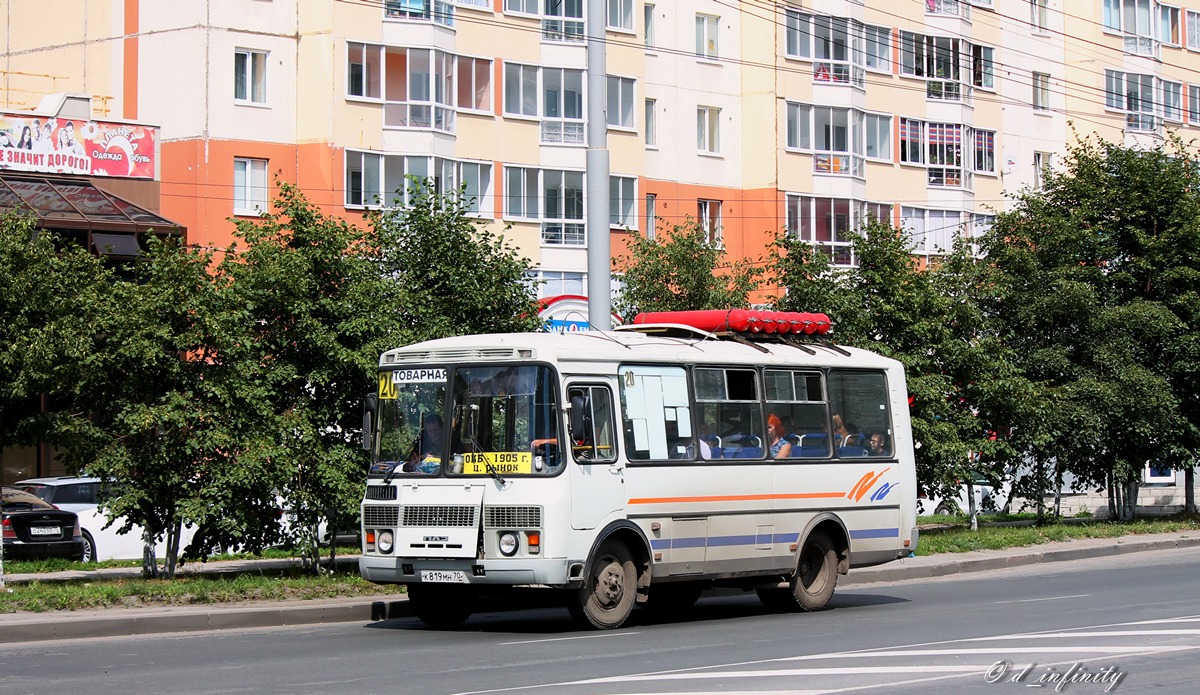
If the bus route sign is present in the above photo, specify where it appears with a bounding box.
[461,452,532,475]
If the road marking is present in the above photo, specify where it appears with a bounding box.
[499,632,639,646]
[994,593,1090,604]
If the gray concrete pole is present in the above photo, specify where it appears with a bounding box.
[586,0,611,327]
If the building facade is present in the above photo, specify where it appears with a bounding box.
[3,0,1199,486]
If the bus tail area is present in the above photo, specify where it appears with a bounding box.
[358,310,918,629]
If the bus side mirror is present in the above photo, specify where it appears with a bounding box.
[568,394,587,442]
[362,393,378,451]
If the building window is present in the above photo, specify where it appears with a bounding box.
[348,43,382,99]
[900,32,965,101]
[504,166,539,219]
[610,176,636,228]
[1033,152,1052,190]
[234,158,268,215]
[900,118,925,165]
[608,0,633,31]
[864,25,891,72]
[927,123,965,187]
[378,47,455,132]
[1188,10,1200,50]
[234,49,267,104]
[697,106,720,153]
[1158,4,1180,45]
[345,151,382,207]
[695,14,719,59]
[972,45,994,90]
[645,192,657,239]
[645,98,657,146]
[606,76,636,129]
[1144,461,1176,484]
[865,113,891,161]
[903,206,964,256]
[542,170,585,245]
[1104,0,1157,55]
[457,161,493,215]
[538,270,586,298]
[698,199,722,244]
[543,0,584,43]
[504,63,539,117]
[1030,0,1048,30]
[974,130,996,174]
[786,196,891,266]
[644,3,655,48]
[1162,80,1183,122]
[505,166,584,244]
[786,103,866,176]
[541,67,585,144]
[927,0,964,16]
[504,0,538,14]
[457,56,492,112]
[1105,70,1157,131]
[386,0,454,25]
[1032,72,1051,111]
[786,12,867,87]
[1188,84,1200,123]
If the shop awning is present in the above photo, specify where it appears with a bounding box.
[0,174,182,256]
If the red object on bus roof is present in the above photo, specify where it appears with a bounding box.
[631,309,831,336]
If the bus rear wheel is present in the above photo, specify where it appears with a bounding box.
[568,541,637,629]
[757,531,838,613]
[407,584,476,629]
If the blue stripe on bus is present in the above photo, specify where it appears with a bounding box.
[648,528,899,551]
[849,527,900,539]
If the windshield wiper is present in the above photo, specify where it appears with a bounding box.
[467,434,506,486]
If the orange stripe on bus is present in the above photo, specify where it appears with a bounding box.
[628,492,845,505]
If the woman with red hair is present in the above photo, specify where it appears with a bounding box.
[767,413,792,459]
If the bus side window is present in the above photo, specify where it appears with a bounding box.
[570,385,617,463]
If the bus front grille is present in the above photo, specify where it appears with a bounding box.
[402,505,476,527]
[364,485,397,500]
[484,506,542,529]
[363,505,400,527]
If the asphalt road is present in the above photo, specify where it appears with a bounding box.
[4,545,1199,694]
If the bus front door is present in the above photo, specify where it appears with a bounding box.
[567,383,624,530]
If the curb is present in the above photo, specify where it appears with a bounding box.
[3,533,1198,644]
[842,534,1200,585]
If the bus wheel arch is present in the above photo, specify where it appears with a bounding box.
[802,515,850,575]
[568,522,651,629]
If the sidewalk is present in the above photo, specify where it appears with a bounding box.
[2,531,1198,645]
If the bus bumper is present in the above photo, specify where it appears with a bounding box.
[359,554,574,587]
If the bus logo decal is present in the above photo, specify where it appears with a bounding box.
[869,482,897,502]
[848,468,891,502]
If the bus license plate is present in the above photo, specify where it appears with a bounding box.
[29,526,59,536]
[420,570,467,584]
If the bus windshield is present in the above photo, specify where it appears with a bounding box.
[374,367,448,477]
[450,365,562,476]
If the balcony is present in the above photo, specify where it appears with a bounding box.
[927,79,966,102]
[541,119,585,145]
[384,102,455,133]
[813,60,864,88]
[541,222,585,245]
[926,0,968,18]
[813,153,864,178]
[385,0,455,27]
[1125,113,1158,132]
[543,19,584,43]
[1123,35,1158,58]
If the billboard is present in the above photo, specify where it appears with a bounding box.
[0,114,157,179]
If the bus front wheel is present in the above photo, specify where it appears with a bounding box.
[568,541,637,629]
[407,584,475,629]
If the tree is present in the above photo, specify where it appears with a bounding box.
[771,224,1013,528]
[612,217,761,319]
[369,179,543,343]
[979,134,1200,520]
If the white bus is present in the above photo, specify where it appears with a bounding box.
[358,310,918,629]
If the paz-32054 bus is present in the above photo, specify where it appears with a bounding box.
[358,310,918,629]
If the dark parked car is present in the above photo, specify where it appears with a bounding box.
[1,486,85,561]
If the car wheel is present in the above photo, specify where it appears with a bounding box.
[81,530,97,563]
[934,504,951,516]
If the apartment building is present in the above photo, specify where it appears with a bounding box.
[1,0,1198,481]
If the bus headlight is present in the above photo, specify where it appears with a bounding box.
[377,530,394,554]
[498,531,519,556]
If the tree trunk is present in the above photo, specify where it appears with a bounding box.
[163,520,182,579]
[142,526,159,578]
[1107,470,1117,519]
[967,480,979,531]
[1186,467,1196,514]
[1120,477,1138,521]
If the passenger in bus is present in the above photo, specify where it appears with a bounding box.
[405,414,443,474]
[867,431,889,456]
[767,414,793,459]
